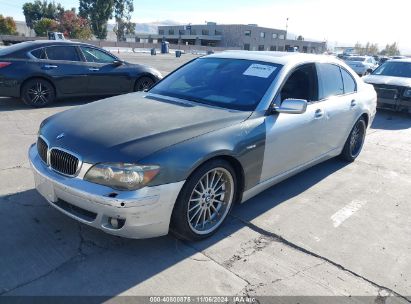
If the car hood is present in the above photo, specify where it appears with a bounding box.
[363,75,411,87]
[40,93,251,163]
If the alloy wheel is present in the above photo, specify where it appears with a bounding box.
[187,167,234,235]
[350,120,365,157]
[135,77,154,91]
[27,82,52,106]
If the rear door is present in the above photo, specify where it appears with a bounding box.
[79,46,133,94]
[38,45,89,95]
[316,63,360,151]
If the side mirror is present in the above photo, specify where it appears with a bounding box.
[112,60,124,66]
[274,98,308,114]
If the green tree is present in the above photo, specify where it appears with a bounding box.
[0,15,17,35]
[380,42,400,56]
[368,43,379,55]
[33,17,58,36]
[113,0,134,41]
[354,42,365,55]
[79,0,114,39]
[22,0,64,29]
[79,0,135,40]
[58,10,92,40]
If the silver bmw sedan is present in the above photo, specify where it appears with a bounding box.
[29,51,377,241]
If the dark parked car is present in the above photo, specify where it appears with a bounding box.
[363,59,411,112]
[0,40,162,107]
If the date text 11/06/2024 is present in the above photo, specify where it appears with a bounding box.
[149,296,256,303]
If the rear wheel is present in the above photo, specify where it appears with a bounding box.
[134,76,154,92]
[340,117,366,161]
[22,78,55,107]
[171,159,237,241]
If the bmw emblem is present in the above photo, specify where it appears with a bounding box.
[56,133,65,140]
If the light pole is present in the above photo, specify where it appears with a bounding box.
[285,17,289,40]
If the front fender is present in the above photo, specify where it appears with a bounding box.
[139,116,267,191]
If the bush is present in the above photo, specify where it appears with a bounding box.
[0,15,17,35]
[34,18,58,36]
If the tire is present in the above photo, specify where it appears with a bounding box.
[340,117,366,162]
[22,78,56,107]
[134,76,154,92]
[170,159,237,241]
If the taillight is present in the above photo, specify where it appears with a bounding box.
[0,62,11,68]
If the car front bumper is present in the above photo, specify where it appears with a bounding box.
[28,144,185,239]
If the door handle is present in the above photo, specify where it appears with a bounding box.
[88,68,100,71]
[42,64,58,69]
[351,100,357,107]
[314,109,324,119]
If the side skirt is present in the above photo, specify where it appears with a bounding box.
[241,148,340,203]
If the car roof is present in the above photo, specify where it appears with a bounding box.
[387,58,411,63]
[24,40,94,47]
[0,40,110,59]
[206,51,342,66]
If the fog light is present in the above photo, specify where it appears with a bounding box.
[110,218,119,228]
[108,217,125,229]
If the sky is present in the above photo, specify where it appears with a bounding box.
[1,0,410,53]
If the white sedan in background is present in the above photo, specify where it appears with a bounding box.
[344,56,379,76]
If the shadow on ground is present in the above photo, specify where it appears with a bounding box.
[371,109,411,130]
[0,157,348,297]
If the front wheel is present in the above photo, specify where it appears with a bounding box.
[340,117,366,161]
[134,76,154,92]
[170,159,237,241]
[22,78,56,107]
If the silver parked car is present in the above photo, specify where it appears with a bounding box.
[344,55,379,76]
[29,52,377,241]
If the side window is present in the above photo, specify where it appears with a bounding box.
[80,47,116,63]
[45,46,81,61]
[31,48,46,59]
[317,63,344,99]
[341,68,357,94]
[279,63,318,103]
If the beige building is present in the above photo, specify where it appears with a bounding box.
[153,23,326,53]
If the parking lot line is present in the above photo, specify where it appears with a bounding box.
[330,200,367,228]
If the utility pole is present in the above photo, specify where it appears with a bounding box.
[285,17,289,40]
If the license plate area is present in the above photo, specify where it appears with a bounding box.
[376,88,397,99]
[34,172,58,203]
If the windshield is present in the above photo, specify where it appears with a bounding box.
[372,61,411,78]
[345,57,366,62]
[150,57,282,111]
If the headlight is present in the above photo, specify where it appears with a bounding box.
[404,89,411,98]
[84,163,160,191]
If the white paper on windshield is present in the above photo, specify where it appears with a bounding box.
[243,64,276,78]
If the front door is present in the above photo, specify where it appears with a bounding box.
[260,63,329,181]
[40,45,89,95]
[79,46,133,94]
